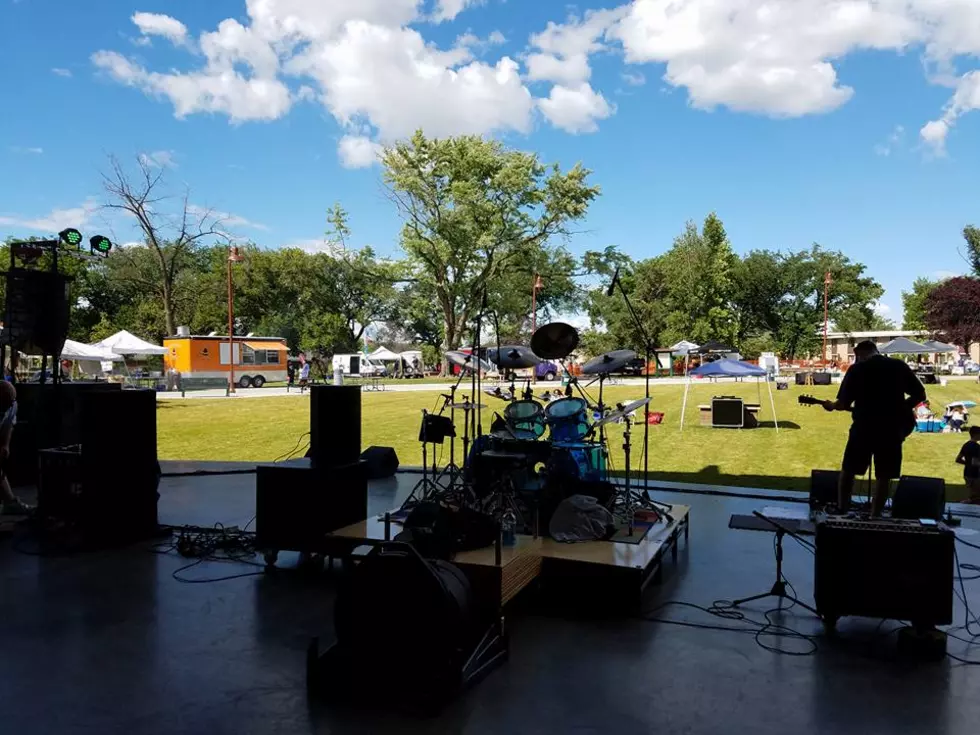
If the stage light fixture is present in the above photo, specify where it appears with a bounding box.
[59,228,83,247]
[90,235,113,255]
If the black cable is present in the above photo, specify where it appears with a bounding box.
[272,432,310,463]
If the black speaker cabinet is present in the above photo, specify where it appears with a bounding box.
[310,386,361,468]
[8,381,122,486]
[810,469,840,510]
[812,372,832,386]
[711,397,744,428]
[5,269,70,355]
[255,459,368,558]
[360,446,399,479]
[893,476,946,521]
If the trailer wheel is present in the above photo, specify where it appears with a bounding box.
[238,375,253,389]
[252,375,266,388]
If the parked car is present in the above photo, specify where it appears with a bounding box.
[616,358,647,376]
[535,361,560,381]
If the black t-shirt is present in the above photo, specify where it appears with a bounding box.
[836,355,926,432]
[961,441,980,479]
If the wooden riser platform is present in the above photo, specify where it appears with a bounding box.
[326,506,690,612]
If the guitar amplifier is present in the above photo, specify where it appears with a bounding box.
[711,397,744,428]
[814,517,954,626]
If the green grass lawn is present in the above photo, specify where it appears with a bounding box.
[157,382,980,500]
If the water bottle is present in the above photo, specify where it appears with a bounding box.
[501,509,517,547]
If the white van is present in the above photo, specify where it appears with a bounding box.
[332,354,387,377]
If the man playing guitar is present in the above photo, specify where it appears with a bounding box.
[815,340,925,516]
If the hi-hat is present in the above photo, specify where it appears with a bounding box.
[487,345,541,370]
[445,351,492,372]
[531,322,579,360]
[592,397,653,428]
[581,349,636,375]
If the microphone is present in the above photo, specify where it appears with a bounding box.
[606,267,619,297]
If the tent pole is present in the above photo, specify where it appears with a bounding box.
[767,377,779,433]
[680,376,690,432]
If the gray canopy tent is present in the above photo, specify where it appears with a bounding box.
[879,337,932,355]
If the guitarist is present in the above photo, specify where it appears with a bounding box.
[818,340,925,516]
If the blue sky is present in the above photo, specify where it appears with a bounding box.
[2,0,979,322]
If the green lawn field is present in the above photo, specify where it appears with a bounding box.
[157,382,980,500]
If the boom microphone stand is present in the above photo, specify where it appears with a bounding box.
[607,269,673,517]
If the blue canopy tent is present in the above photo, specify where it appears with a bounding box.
[681,359,779,432]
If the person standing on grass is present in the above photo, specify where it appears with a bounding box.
[298,353,311,393]
[956,426,980,504]
[0,381,31,515]
[820,340,925,516]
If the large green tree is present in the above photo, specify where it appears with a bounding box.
[381,131,599,358]
[901,277,940,330]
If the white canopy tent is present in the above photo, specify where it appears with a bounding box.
[61,340,123,362]
[92,330,168,356]
[369,346,402,362]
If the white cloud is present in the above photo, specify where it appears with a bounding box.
[538,82,613,133]
[284,238,343,255]
[139,150,176,169]
[873,302,892,316]
[621,71,645,86]
[0,198,98,233]
[488,30,506,45]
[874,124,905,156]
[188,204,269,231]
[432,0,480,23]
[933,269,961,280]
[338,135,383,168]
[10,146,43,154]
[51,67,72,78]
[132,12,189,46]
[90,0,980,153]
[920,70,980,154]
[526,8,627,85]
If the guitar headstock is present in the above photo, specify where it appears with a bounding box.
[798,394,822,407]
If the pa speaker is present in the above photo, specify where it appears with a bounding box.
[893,476,946,521]
[4,269,70,355]
[812,372,832,386]
[711,397,744,428]
[360,446,399,479]
[310,385,361,469]
[810,469,839,509]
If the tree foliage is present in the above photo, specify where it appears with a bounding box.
[381,131,599,355]
[925,277,980,348]
[901,277,940,330]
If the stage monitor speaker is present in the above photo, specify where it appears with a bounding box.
[4,269,70,355]
[893,476,945,521]
[360,446,399,479]
[255,460,367,554]
[309,385,361,469]
[711,397,744,428]
[810,469,840,509]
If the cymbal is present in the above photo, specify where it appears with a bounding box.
[487,345,541,370]
[593,397,652,428]
[531,322,579,360]
[619,397,651,414]
[484,387,514,401]
[445,351,492,371]
[581,349,637,375]
[451,402,485,410]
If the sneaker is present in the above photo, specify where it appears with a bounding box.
[1,498,33,515]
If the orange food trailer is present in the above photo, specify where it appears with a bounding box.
[163,333,288,388]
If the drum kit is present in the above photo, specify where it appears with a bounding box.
[401,322,667,536]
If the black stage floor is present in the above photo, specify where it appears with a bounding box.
[3,462,980,735]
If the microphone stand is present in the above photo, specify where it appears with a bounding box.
[610,273,673,518]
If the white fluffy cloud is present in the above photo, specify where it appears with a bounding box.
[538,83,614,133]
[92,1,980,156]
[338,135,383,168]
[51,67,72,78]
[874,125,905,157]
[132,12,189,46]
[10,146,43,154]
[0,198,98,233]
[139,150,176,168]
[188,204,269,231]
[920,70,980,154]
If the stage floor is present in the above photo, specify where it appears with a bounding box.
[3,464,980,735]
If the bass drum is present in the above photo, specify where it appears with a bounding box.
[504,400,546,439]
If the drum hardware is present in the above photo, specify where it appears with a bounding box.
[402,410,454,510]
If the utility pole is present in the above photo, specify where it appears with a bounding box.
[823,271,832,366]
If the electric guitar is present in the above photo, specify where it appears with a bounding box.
[798,394,917,438]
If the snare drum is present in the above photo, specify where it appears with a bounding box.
[545,396,590,442]
[504,400,546,439]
